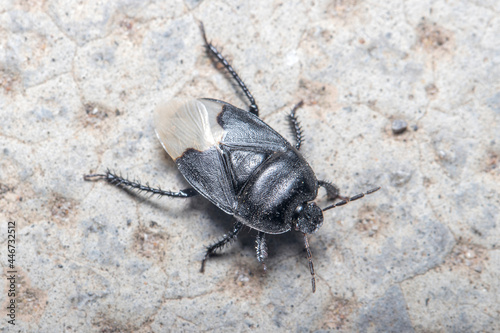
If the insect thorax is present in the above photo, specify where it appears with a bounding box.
[235,149,318,234]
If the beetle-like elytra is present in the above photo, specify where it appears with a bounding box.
[85,23,380,292]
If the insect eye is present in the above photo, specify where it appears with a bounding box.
[295,205,304,214]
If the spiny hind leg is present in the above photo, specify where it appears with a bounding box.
[84,170,198,198]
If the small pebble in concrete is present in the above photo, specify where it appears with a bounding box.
[392,119,408,134]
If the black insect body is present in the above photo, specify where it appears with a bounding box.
[85,23,380,293]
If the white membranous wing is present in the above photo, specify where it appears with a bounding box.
[154,98,225,160]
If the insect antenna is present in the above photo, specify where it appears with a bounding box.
[303,233,316,293]
[322,187,381,212]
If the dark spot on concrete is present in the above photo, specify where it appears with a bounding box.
[425,83,439,98]
[120,20,134,30]
[356,206,385,238]
[51,196,76,225]
[91,314,137,333]
[484,151,498,173]
[319,297,357,330]
[444,241,487,275]
[416,20,453,50]
[0,183,12,196]
[85,102,109,119]
[133,223,168,261]
[0,66,21,94]
[83,102,114,127]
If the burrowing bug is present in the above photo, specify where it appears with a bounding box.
[85,23,379,292]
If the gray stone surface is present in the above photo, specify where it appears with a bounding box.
[1,0,499,332]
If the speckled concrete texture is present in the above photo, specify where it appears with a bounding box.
[1,0,499,332]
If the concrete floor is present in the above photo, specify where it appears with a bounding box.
[1,0,499,331]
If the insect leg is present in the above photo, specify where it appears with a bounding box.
[200,222,243,273]
[199,22,259,116]
[84,170,198,198]
[255,232,268,272]
[288,101,304,150]
[317,180,346,201]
